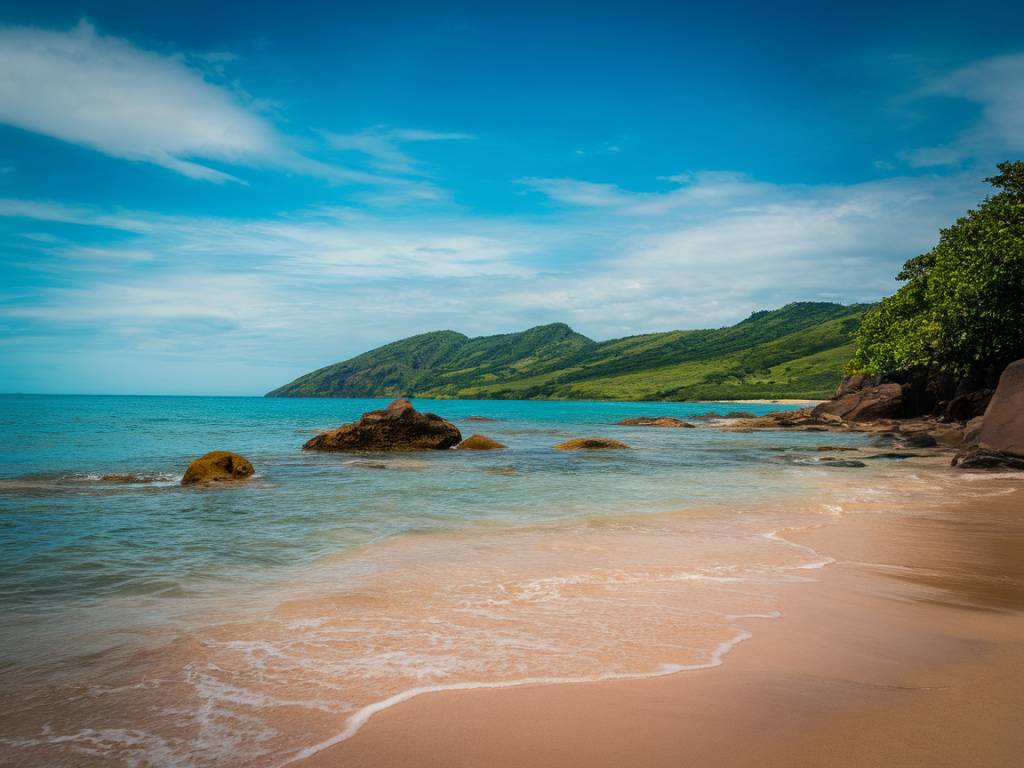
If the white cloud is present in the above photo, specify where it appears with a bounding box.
[906,53,1024,167]
[0,20,384,184]
[324,127,473,176]
[0,168,987,395]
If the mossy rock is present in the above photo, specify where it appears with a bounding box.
[182,451,254,485]
[456,434,507,450]
[554,438,630,450]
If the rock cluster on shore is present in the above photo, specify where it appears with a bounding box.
[305,398,462,452]
[615,416,696,428]
[717,357,1024,471]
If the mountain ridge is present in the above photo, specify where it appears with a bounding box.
[267,302,869,401]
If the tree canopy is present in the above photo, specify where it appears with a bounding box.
[848,161,1024,380]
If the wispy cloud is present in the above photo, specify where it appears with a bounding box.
[0,20,396,186]
[324,127,473,176]
[0,168,986,392]
[906,53,1024,168]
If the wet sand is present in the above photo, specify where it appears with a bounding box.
[296,480,1024,768]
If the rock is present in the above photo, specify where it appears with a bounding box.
[464,416,499,422]
[615,417,696,428]
[304,398,462,452]
[815,446,859,452]
[182,451,254,485]
[833,374,873,398]
[456,434,507,450]
[902,432,938,448]
[865,452,920,460]
[975,359,1024,458]
[930,425,965,447]
[953,447,1024,470]
[813,383,903,422]
[819,459,866,468]
[945,389,993,422]
[963,416,985,447]
[724,411,757,419]
[554,438,630,450]
[818,413,844,425]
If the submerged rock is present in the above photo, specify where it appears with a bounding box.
[554,438,630,450]
[615,416,696,428]
[456,434,507,450]
[464,416,499,422]
[865,452,920,460]
[304,398,462,452]
[181,451,254,485]
[818,459,867,468]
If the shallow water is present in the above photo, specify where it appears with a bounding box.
[0,395,968,767]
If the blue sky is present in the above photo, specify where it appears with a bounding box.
[1,1,1023,394]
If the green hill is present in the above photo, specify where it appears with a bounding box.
[266,302,868,401]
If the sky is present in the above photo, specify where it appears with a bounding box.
[1,1,1023,395]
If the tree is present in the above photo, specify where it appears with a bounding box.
[848,161,1024,381]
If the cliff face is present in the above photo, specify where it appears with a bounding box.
[268,303,869,401]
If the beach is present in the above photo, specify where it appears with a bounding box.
[1,395,1022,767]
[296,477,1024,768]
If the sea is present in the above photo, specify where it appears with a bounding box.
[0,394,968,767]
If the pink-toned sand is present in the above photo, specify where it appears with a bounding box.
[296,486,1024,768]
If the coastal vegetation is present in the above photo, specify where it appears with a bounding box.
[848,162,1024,386]
[268,302,867,401]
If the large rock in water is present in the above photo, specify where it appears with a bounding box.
[304,398,462,452]
[954,359,1024,469]
[182,451,254,485]
[812,382,903,422]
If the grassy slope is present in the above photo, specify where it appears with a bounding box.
[267,302,867,400]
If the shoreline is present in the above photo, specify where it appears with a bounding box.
[295,475,1024,768]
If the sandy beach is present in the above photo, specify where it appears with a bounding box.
[297,476,1024,768]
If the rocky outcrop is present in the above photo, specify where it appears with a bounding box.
[944,389,993,422]
[456,434,506,450]
[812,382,903,422]
[615,417,696,428]
[304,399,461,452]
[953,359,1024,469]
[554,438,630,450]
[182,451,254,485]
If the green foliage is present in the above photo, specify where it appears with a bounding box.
[268,302,868,401]
[848,161,1024,378]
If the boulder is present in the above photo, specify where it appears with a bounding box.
[953,447,1024,470]
[963,416,985,447]
[304,398,462,452]
[812,383,903,422]
[945,389,994,422]
[554,438,630,450]
[953,359,1024,469]
[902,432,938,448]
[464,416,499,423]
[456,434,507,450]
[182,451,254,485]
[615,416,696,428]
[975,360,1024,457]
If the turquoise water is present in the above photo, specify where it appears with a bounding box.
[3,394,892,767]
[0,395,829,613]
